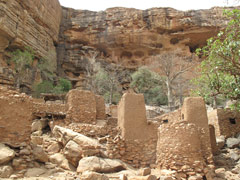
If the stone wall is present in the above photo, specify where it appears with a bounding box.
[0,87,32,147]
[95,95,106,120]
[181,97,213,165]
[157,122,208,178]
[33,102,68,118]
[209,125,217,155]
[208,109,240,138]
[66,90,97,124]
[107,135,157,168]
[106,93,159,168]
[156,97,214,178]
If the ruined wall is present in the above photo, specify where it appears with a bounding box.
[95,95,106,120]
[156,97,214,178]
[208,109,240,138]
[0,87,32,147]
[209,125,217,155]
[181,97,213,165]
[118,93,157,140]
[157,122,208,177]
[66,89,97,124]
[106,93,160,168]
[0,0,62,87]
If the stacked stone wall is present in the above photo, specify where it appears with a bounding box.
[208,109,240,138]
[0,87,32,147]
[66,90,97,123]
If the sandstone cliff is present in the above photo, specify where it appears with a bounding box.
[57,6,237,87]
[0,0,62,87]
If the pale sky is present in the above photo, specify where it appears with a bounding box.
[59,0,239,11]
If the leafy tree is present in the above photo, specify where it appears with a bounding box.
[33,78,72,97]
[192,9,240,109]
[130,67,168,106]
[10,47,34,88]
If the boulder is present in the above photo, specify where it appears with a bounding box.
[128,175,157,180]
[226,138,240,148]
[47,142,61,154]
[0,165,13,178]
[49,153,71,170]
[0,144,15,165]
[138,168,151,176]
[81,171,109,180]
[25,168,46,177]
[32,145,48,163]
[229,152,240,161]
[64,140,82,167]
[53,126,102,148]
[77,156,126,173]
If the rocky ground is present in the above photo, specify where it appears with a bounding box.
[0,120,240,180]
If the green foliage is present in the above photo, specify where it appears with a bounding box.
[192,9,240,109]
[130,67,167,106]
[55,78,72,92]
[10,47,34,87]
[33,81,54,97]
[33,78,72,97]
[37,58,56,81]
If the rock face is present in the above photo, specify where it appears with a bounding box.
[0,0,62,87]
[77,156,126,173]
[0,144,15,165]
[57,6,235,87]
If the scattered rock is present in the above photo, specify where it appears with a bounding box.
[47,141,61,154]
[226,138,240,148]
[25,168,46,177]
[49,153,71,170]
[31,136,43,145]
[77,156,126,173]
[128,175,157,180]
[64,140,82,167]
[138,168,151,176]
[0,165,13,178]
[81,171,109,180]
[0,143,15,165]
[229,151,240,161]
[32,145,48,163]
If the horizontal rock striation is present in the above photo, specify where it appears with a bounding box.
[56,6,238,86]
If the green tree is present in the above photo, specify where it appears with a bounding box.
[33,78,72,97]
[10,47,34,88]
[130,67,167,106]
[192,9,240,109]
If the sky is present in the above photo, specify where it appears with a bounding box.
[59,0,239,11]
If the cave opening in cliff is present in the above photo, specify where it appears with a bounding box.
[188,44,199,53]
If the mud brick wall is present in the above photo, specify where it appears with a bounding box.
[95,95,106,120]
[181,97,213,166]
[208,109,240,138]
[0,87,32,147]
[66,89,96,124]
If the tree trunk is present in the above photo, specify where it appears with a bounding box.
[213,96,217,109]
[166,78,174,111]
[109,84,113,104]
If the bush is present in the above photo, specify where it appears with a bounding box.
[130,67,167,106]
[33,78,72,97]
